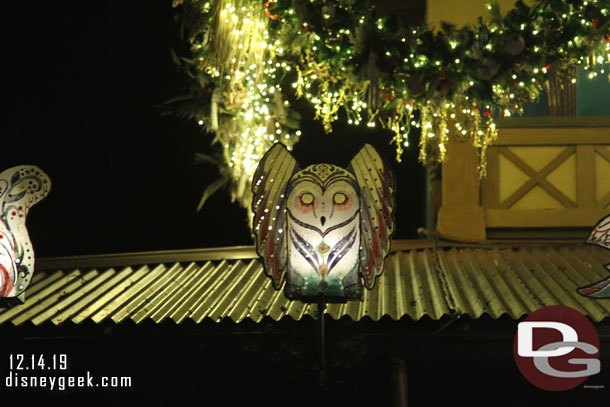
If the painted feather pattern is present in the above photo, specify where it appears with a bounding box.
[326,226,357,272]
[252,145,299,289]
[0,166,51,300]
[290,227,320,273]
[579,214,610,298]
[349,145,395,290]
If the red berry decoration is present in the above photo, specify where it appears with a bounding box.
[380,89,395,102]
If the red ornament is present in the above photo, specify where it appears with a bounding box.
[264,1,280,19]
[299,24,312,33]
[483,110,493,117]
[605,36,610,43]
[380,89,395,102]
[592,18,600,29]
[545,63,551,70]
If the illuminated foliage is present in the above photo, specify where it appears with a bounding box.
[172,0,610,209]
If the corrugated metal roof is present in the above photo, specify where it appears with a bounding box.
[1,241,610,326]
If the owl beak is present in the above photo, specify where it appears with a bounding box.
[320,216,326,226]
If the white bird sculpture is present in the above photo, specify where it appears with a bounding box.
[251,144,395,302]
[0,166,50,302]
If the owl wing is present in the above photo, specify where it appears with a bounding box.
[578,214,610,298]
[349,144,396,289]
[252,144,299,289]
[586,214,610,250]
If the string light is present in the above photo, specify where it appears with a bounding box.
[184,0,302,210]
[177,0,610,199]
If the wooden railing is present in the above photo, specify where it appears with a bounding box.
[437,117,610,241]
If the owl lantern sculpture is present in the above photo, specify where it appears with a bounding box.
[252,144,395,302]
[0,166,51,304]
[578,214,610,298]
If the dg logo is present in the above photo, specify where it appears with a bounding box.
[513,305,601,391]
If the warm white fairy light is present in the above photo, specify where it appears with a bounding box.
[186,0,610,197]
[192,0,300,208]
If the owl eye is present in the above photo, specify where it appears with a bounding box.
[300,192,314,205]
[333,192,347,205]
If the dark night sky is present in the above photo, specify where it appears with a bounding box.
[2,4,610,406]
[2,1,426,258]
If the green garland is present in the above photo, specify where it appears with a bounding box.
[271,0,610,108]
[268,0,610,165]
[172,0,610,210]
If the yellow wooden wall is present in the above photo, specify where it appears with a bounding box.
[438,118,610,241]
[480,123,610,229]
[427,0,531,28]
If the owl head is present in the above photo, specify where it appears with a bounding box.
[286,163,360,233]
[252,143,395,301]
